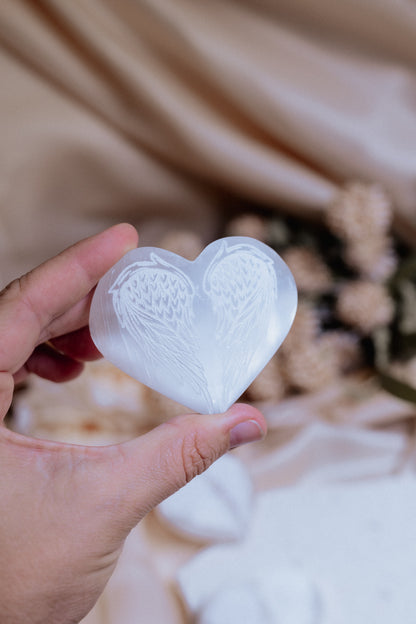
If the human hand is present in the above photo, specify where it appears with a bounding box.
[0,224,266,624]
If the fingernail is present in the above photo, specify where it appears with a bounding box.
[229,419,265,449]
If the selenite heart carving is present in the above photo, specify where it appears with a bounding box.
[89,237,297,414]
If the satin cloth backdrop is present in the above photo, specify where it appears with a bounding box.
[1,0,416,287]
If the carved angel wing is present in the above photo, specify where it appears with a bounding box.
[109,253,212,409]
[203,241,278,402]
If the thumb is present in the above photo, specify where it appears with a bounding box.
[107,403,266,531]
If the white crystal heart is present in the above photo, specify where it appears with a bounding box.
[89,237,297,414]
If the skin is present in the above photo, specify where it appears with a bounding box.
[0,224,266,624]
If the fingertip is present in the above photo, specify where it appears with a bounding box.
[229,419,265,449]
[107,223,139,254]
[222,402,267,438]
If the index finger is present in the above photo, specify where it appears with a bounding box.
[0,224,138,374]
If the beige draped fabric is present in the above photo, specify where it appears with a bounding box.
[1,0,416,285]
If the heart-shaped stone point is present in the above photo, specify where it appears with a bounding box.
[90,237,297,414]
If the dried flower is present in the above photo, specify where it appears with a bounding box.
[318,331,363,373]
[336,281,395,334]
[388,357,416,387]
[277,300,342,392]
[282,246,332,294]
[157,230,204,260]
[225,214,268,241]
[398,281,416,334]
[282,302,320,352]
[326,182,393,243]
[281,335,340,393]
[246,355,286,402]
[344,236,397,282]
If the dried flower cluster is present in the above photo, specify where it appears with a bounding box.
[318,331,363,373]
[335,281,395,335]
[246,302,362,399]
[281,247,332,295]
[326,182,392,241]
[388,357,416,388]
[245,182,406,403]
[226,214,268,242]
[324,183,397,335]
[245,355,286,402]
[278,304,360,394]
[326,182,397,283]
[279,310,338,393]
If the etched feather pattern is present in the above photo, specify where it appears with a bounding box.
[109,255,211,407]
[204,242,278,396]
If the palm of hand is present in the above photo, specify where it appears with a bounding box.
[0,433,125,623]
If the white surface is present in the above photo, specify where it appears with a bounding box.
[90,237,297,414]
[156,454,253,543]
[198,571,321,624]
[178,477,416,623]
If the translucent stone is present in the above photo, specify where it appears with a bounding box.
[89,236,297,414]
